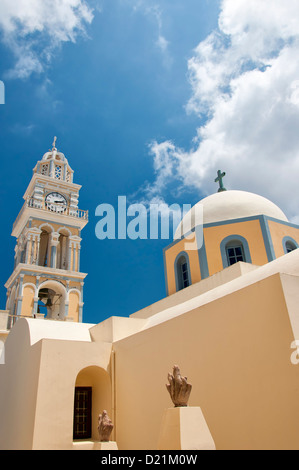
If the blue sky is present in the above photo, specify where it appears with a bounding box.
[0,0,220,323]
[1,0,299,324]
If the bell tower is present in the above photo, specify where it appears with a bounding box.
[4,138,88,327]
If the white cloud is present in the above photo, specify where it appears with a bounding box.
[126,0,171,63]
[156,34,169,54]
[0,0,94,79]
[146,0,299,222]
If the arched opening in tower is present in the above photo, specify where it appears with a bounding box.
[39,230,51,267]
[57,230,70,270]
[37,286,65,320]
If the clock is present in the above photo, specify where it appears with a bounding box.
[45,192,67,213]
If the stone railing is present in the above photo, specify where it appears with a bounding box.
[13,197,88,231]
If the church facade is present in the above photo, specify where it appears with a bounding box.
[164,189,299,296]
[1,146,299,450]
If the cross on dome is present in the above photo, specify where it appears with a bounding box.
[215,170,227,193]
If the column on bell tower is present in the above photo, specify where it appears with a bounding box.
[24,227,42,265]
[49,232,60,269]
[68,236,82,272]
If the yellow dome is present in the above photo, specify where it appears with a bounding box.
[175,190,288,239]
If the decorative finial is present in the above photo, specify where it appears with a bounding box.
[52,136,57,150]
[166,365,192,407]
[215,170,227,192]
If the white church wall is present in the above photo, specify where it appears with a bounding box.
[113,273,299,450]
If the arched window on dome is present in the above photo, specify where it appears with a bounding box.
[175,252,191,292]
[220,235,252,269]
[283,237,298,254]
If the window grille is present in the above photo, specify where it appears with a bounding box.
[54,165,62,180]
[226,245,245,266]
[73,387,92,440]
[41,164,49,176]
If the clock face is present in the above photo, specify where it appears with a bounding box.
[45,192,67,213]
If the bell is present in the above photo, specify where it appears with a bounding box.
[45,298,52,307]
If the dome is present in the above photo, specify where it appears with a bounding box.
[175,190,288,239]
[32,138,74,183]
[42,151,67,163]
[41,138,68,163]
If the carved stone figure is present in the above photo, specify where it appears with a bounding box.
[98,410,114,442]
[166,365,192,407]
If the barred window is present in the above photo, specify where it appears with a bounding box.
[54,165,62,180]
[66,169,71,182]
[41,164,49,176]
[176,254,191,291]
[285,240,297,253]
[226,244,245,266]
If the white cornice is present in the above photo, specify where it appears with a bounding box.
[12,205,88,237]
[5,263,88,289]
[24,173,82,200]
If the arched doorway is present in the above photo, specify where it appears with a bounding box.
[73,366,111,441]
[37,280,67,320]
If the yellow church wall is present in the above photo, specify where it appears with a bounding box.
[21,285,35,317]
[76,247,79,272]
[68,291,79,322]
[204,220,269,276]
[113,273,299,450]
[268,220,299,258]
[23,275,37,285]
[164,219,270,297]
[69,246,80,272]
[164,236,202,296]
[69,281,81,289]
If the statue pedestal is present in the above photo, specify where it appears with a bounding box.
[94,441,118,451]
[158,407,216,451]
[73,441,118,450]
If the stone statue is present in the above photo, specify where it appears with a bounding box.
[166,365,192,407]
[98,410,114,442]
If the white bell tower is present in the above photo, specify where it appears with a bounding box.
[4,138,88,327]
